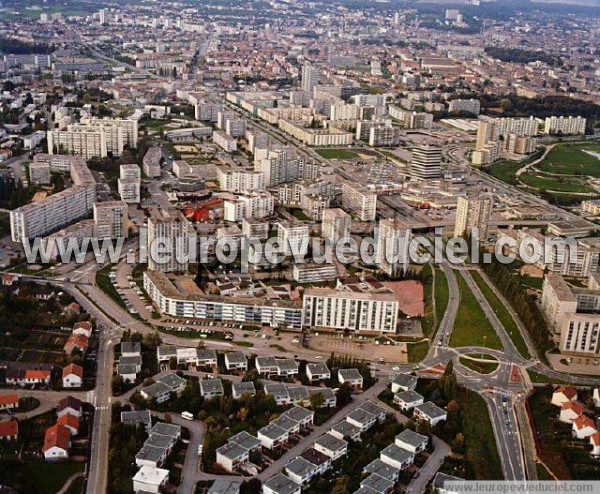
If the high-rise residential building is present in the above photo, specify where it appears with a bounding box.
[448,99,481,115]
[80,117,138,149]
[277,223,309,256]
[118,164,141,203]
[255,148,318,187]
[147,213,190,273]
[377,218,412,277]
[47,126,111,159]
[322,208,351,244]
[301,64,320,94]
[544,116,586,135]
[223,192,275,222]
[341,182,377,221]
[143,146,163,178]
[409,145,442,180]
[93,201,129,240]
[217,169,265,193]
[453,194,493,240]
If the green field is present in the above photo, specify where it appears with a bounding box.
[407,339,429,363]
[486,160,522,185]
[526,369,571,385]
[450,274,503,350]
[471,271,531,359]
[459,354,499,374]
[519,171,593,193]
[315,148,359,159]
[434,268,450,330]
[538,142,600,177]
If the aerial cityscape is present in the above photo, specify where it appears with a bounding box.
[0,0,600,493]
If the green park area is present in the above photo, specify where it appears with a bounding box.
[450,274,503,350]
[315,148,360,159]
[538,141,600,177]
[421,265,449,337]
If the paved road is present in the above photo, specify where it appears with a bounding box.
[406,436,451,494]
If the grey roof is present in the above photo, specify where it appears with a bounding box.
[415,401,447,420]
[347,408,376,425]
[258,423,288,440]
[151,422,181,438]
[208,479,242,494]
[141,381,172,398]
[121,409,151,426]
[300,447,331,466]
[121,341,142,355]
[395,428,428,448]
[117,364,139,376]
[338,368,363,381]
[272,414,301,432]
[314,433,347,452]
[217,441,248,461]
[352,486,378,494]
[392,373,418,390]
[330,420,361,439]
[361,473,394,494]
[282,406,314,423]
[263,474,300,494]
[120,355,142,366]
[276,358,298,372]
[256,356,278,368]
[157,373,187,390]
[394,390,423,404]
[287,386,309,401]
[135,444,165,464]
[225,351,247,365]
[433,472,465,490]
[264,383,290,399]
[197,348,218,361]
[308,387,336,401]
[285,456,317,478]
[363,459,401,481]
[228,430,261,451]
[306,362,330,376]
[380,444,414,464]
[157,345,177,359]
[145,433,175,450]
[358,401,387,418]
[232,381,256,396]
[200,379,224,395]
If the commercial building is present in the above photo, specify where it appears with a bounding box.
[454,194,493,239]
[409,145,442,180]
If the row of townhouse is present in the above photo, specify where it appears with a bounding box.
[140,373,187,404]
[117,341,143,383]
[43,396,82,461]
[263,382,337,408]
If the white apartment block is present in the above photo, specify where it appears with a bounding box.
[242,219,269,240]
[341,182,377,221]
[147,214,190,273]
[278,119,353,146]
[388,106,433,129]
[378,218,412,277]
[48,126,112,159]
[322,208,351,243]
[213,130,237,152]
[277,223,309,256]
[10,156,96,242]
[143,146,163,178]
[448,99,481,115]
[454,194,492,239]
[80,117,138,148]
[29,158,51,185]
[303,288,400,333]
[255,148,318,187]
[544,116,586,135]
[93,201,129,240]
[223,193,274,222]
[293,263,337,283]
[118,163,141,203]
[217,168,265,193]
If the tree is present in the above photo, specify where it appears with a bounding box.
[331,475,351,494]
[309,391,325,410]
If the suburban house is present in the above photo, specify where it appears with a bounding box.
[393,390,424,411]
[379,444,414,470]
[0,419,18,441]
[228,431,262,453]
[200,379,225,399]
[43,423,71,461]
[264,383,291,405]
[207,480,242,494]
[121,410,152,432]
[413,402,447,426]
[313,433,348,460]
[347,408,377,432]
[72,321,92,338]
[197,348,218,369]
[300,447,332,475]
[395,429,428,454]
[63,334,88,355]
[306,363,331,382]
[256,357,299,377]
[360,472,394,494]
[551,386,578,407]
[559,401,585,423]
[330,420,362,442]
[285,456,318,486]
[224,352,248,373]
[572,415,597,439]
[257,423,289,449]
[136,443,169,468]
[132,465,169,494]
[358,401,386,422]
[282,406,314,430]
[433,473,465,494]
[62,363,83,388]
[0,393,18,411]
[271,414,301,435]
[338,368,363,390]
[309,388,337,408]
[262,473,301,494]
[57,413,80,436]
[216,442,249,472]
[121,342,142,358]
[363,459,401,483]
[141,382,174,404]
[57,396,82,418]
[232,381,256,399]
[391,373,418,393]
[287,386,311,407]
[157,373,187,394]
[117,363,139,383]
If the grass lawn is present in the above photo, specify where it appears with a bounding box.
[96,264,127,310]
[485,160,522,185]
[459,354,499,374]
[538,141,600,177]
[471,271,531,359]
[519,171,593,193]
[0,461,84,494]
[450,274,503,350]
[526,369,571,385]
[407,340,429,363]
[434,267,450,330]
[315,148,359,159]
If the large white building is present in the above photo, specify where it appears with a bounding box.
[544,116,586,135]
[409,145,442,180]
[147,213,190,273]
[277,223,310,256]
[301,64,320,94]
[10,155,96,242]
[217,169,265,193]
[93,201,129,240]
[118,164,141,203]
[341,182,377,221]
[454,194,493,239]
[255,147,318,187]
[322,208,351,244]
[223,192,274,222]
[378,218,412,277]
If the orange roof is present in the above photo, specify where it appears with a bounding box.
[24,370,50,380]
[57,413,80,432]
[65,334,88,350]
[0,420,18,437]
[0,394,18,406]
[62,364,83,379]
[43,424,70,452]
[555,386,578,400]
[591,432,600,446]
[573,415,596,430]
[561,400,585,416]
